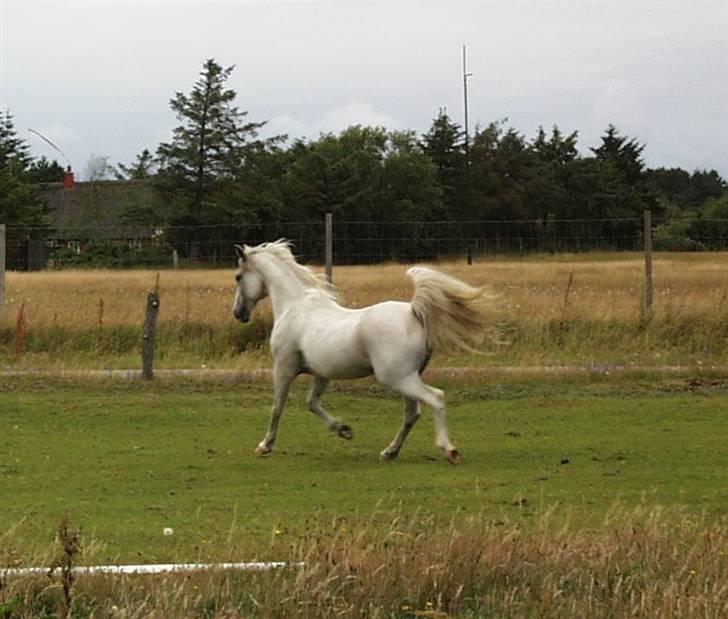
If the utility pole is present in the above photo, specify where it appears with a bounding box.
[462,44,473,176]
[0,224,5,319]
[325,212,333,284]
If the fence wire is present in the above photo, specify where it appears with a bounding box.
[4,217,728,270]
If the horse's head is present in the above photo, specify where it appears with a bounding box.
[232,244,267,323]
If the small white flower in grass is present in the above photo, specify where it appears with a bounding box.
[163,527,174,536]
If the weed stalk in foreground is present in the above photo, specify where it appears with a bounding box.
[13,302,27,357]
[48,515,81,618]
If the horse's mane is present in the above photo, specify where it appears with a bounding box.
[248,239,337,300]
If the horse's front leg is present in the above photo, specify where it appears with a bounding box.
[256,361,297,456]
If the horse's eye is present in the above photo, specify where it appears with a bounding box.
[235,274,242,283]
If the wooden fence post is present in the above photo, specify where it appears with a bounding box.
[141,288,160,380]
[0,224,5,319]
[644,209,653,316]
[325,212,333,284]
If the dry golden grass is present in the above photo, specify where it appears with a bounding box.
[3,252,728,330]
[4,506,728,618]
[2,269,233,329]
[3,252,728,370]
[340,252,728,323]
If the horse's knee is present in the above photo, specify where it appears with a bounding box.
[427,387,445,410]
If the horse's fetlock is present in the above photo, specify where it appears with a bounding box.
[337,424,353,440]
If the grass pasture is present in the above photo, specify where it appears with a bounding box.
[1,375,727,616]
[2,252,728,616]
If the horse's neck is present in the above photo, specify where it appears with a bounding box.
[255,254,306,320]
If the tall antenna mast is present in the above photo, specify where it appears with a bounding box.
[462,44,472,175]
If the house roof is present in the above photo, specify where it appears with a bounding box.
[36,179,161,239]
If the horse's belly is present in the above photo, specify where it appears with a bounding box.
[303,345,373,380]
[300,322,372,380]
[307,361,373,380]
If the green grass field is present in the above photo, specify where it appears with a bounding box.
[2,375,726,565]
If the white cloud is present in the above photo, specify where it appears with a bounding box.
[266,103,402,141]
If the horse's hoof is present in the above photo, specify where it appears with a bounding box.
[337,424,353,440]
[379,449,398,461]
[255,445,272,456]
[445,449,461,465]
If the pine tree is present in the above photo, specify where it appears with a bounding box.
[117,149,156,180]
[580,125,658,243]
[0,110,50,268]
[157,60,266,223]
[156,59,280,258]
[26,156,66,183]
[591,124,645,184]
[0,109,33,172]
[421,109,467,218]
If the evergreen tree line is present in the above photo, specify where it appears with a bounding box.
[2,59,727,266]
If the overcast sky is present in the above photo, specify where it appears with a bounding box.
[2,1,727,180]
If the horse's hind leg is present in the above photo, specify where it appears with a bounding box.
[380,397,420,461]
[307,376,353,440]
[381,373,460,464]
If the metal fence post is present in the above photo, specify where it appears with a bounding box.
[644,209,653,316]
[325,212,333,284]
[0,224,5,319]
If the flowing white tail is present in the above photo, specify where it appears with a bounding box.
[408,266,496,354]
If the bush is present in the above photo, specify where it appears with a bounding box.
[653,217,704,251]
[48,240,174,269]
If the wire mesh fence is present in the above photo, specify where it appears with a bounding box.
[3,216,728,270]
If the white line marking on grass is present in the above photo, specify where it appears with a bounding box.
[3,561,302,577]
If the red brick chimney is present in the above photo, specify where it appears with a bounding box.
[63,166,75,190]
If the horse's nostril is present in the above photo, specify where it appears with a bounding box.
[234,308,249,323]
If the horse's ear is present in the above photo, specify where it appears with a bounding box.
[234,244,246,262]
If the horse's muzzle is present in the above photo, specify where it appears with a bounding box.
[233,308,250,323]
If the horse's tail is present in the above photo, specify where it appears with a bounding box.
[407,266,498,355]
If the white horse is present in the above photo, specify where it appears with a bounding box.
[232,240,495,464]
